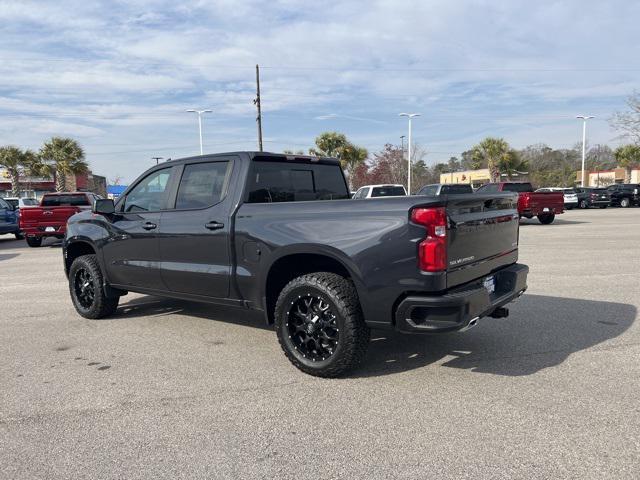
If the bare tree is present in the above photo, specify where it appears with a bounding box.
[611,92,640,144]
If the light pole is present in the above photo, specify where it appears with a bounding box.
[186,109,212,155]
[399,113,420,194]
[576,115,594,187]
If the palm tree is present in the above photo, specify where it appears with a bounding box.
[614,144,640,183]
[498,150,528,180]
[309,132,368,188]
[0,146,38,196]
[471,137,510,182]
[38,137,88,192]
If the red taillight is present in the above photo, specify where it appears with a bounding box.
[411,207,447,272]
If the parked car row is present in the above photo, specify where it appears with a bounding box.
[355,181,564,224]
[352,181,640,225]
[1,192,99,245]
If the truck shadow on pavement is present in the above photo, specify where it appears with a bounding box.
[355,294,636,378]
[519,218,590,226]
[115,294,635,378]
[0,253,20,261]
[115,296,273,330]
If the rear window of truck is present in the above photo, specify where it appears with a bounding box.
[502,183,533,193]
[371,186,406,197]
[246,161,349,203]
[441,184,473,194]
[41,194,90,206]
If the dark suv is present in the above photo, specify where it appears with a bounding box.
[606,184,640,208]
[574,187,611,209]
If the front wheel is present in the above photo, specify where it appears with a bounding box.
[69,254,119,319]
[275,272,370,378]
[620,197,631,208]
[26,236,42,247]
[579,200,588,209]
[538,213,555,224]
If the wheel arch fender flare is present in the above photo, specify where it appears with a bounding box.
[260,244,369,314]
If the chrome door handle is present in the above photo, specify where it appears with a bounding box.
[142,222,157,230]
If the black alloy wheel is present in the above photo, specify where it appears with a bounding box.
[286,294,339,362]
[275,272,370,378]
[74,267,96,309]
[68,254,119,319]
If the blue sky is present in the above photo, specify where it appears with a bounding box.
[1,0,638,183]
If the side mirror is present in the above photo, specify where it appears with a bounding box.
[93,198,115,215]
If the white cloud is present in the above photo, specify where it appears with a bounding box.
[0,0,638,180]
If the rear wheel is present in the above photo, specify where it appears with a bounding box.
[620,197,631,208]
[275,272,370,378]
[14,232,24,240]
[26,236,42,247]
[579,200,588,209]
[599,205,608,209]
[69,254,119,319]
[537,213,555,224]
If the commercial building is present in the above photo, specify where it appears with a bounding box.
[440,169,528,188]
[0,170,107,198]
[575,168,640,187]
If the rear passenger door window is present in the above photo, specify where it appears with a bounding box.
[175,161,231,209]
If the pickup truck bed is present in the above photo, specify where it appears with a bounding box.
[63,151,528,377]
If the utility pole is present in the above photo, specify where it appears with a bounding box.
[152,156,163,165]
[576,115,594,187]
[399,113,421,194]
[186,109,212,155]
[254,64,263,152]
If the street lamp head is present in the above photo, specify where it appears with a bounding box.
[399,113,421,118]
[576,115,595,120]
[186,109,213,114]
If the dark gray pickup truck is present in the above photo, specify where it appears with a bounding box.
[63,152,528,377]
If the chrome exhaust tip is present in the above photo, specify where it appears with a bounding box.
[460,317,479,332]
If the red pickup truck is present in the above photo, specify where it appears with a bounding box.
[476,182,564,224]
[19,192,98,247]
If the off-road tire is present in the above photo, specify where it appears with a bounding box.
[69,254,119,319]
[26,236,42,247]
[537,213,555,224]
[275,272,370,378]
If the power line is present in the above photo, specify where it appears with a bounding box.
[2,56,639,72]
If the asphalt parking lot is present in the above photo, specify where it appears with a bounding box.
[1,208,639,479]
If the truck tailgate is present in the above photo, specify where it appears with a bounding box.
[19,206,83,229]
[445,193,520,288]
[519,191,564,215]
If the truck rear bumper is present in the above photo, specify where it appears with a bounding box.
[394,263,528,334]
[22,224,67,237]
